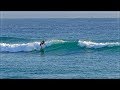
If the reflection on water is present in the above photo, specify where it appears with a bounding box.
[40,49,45,56]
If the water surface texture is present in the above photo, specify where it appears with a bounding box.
[0,18,120,79]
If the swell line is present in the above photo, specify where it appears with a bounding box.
[0,40,120,52]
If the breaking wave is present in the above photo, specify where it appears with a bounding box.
[0,40,66,52]
[0,39,120,52]
[78,40,120,48]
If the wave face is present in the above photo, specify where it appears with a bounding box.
[0,40,120,52]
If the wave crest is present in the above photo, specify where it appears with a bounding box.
[0,40,120,52]
[78,40,120,48]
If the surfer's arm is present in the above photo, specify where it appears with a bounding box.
[40,43,42,46]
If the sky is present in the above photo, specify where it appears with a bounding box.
[0,11,120,18]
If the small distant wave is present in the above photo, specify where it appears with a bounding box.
[78,40,120,48]
[0,37,30,43]
[0,39,120,52]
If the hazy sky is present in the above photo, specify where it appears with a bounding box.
[0,11,120,18]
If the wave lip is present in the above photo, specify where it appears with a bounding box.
[78,40,120,48]
[45,40,66,46]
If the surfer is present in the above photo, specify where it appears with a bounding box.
[40,40,45,56]
[40,40,45,49]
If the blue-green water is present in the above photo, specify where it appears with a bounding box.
[0,18,120,79]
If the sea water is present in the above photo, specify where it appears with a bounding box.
[0,18,120,79]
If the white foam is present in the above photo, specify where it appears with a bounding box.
[78,40,120,48]
[0,42,41,52]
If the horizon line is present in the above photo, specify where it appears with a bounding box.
[1,17,120,19]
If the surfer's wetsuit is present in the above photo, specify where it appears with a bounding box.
[40,41,45,49]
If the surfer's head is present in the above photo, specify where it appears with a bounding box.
[40,40,45,45]
[42,40,45,44]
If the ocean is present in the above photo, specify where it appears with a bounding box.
[0,18,120,79]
